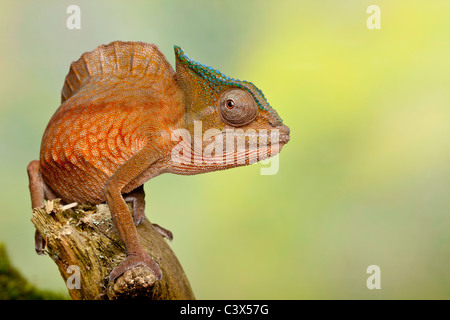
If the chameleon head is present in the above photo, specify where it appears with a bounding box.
[174,46,290,169]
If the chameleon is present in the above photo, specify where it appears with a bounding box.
[27,41,290,282]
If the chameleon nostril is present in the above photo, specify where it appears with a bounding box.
[285,126,290,135]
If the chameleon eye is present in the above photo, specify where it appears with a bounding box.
[219,89,258,127]
[226,99,235,109]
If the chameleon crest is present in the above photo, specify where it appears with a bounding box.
[174,46,283,123]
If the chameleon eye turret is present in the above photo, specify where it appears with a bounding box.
[218,89,258,127]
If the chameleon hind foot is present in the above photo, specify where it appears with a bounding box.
[109,249,162,282]
[34,230,46,255]
[152,223,173,242]
[122,185,173,241]
[27,160,57,256]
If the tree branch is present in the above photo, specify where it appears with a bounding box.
[31,199,195,300]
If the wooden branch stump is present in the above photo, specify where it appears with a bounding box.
[31,199,195,300]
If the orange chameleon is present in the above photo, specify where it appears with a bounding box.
[27,41,290,282]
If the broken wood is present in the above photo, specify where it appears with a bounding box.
[31,199,195,300]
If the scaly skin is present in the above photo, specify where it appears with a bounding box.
[27,41,290,282]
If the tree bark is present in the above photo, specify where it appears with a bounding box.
[30,199,195,300]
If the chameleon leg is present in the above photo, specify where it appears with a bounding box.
[122,185,147,226]
[105,146,163,282]
[123,185,174,241]
[27,160,57,255]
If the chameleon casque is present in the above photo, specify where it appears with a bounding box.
[27,41,290,282]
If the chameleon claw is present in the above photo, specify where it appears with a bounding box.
[133,214,146,226]
[152,223,173,242]
[34,230,46,255]
[109,250,162,282]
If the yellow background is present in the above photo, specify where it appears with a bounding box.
[0,0,448,299]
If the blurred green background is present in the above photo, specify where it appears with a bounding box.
[0,0,449,299]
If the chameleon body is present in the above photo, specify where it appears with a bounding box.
[27,41,290,282]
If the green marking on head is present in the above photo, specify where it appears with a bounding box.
[174,46,283,124]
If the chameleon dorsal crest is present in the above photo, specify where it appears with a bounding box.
[61,41,174,104]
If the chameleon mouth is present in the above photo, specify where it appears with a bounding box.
[170,126,290,169]
[279,133,290,144]
[278,124,290,144]
[206,127,290,150]
[211,129,289,162]
[169,127,289,174]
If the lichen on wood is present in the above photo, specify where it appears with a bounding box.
[31,199,195,300]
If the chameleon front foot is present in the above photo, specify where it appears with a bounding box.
[109,249,162,282]
[107,266,159,299]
